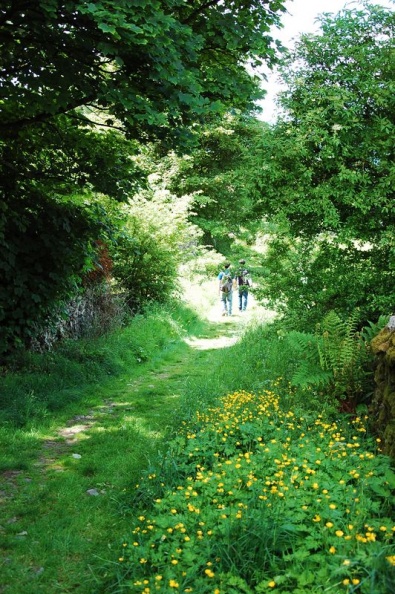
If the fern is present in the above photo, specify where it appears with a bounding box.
[287,310,371,403]
[287,331,331,390]
[292,367,333,389]
[287,331,318,361]
[318,310,359,374]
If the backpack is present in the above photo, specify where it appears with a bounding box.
[237,268,250,287]
[220,271,233,293]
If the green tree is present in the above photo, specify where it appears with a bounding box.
[154,114,270,251]
[277,2,395,238]
[252,3,395,327]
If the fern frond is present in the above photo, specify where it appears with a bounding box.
[361,315,389,344]
[287,331,318,361]
[291,367,333,389]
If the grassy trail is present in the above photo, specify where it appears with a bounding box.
[0,308,244,594]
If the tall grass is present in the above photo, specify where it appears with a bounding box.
[0,300,207,594]
[179,314,377,424]
[177,319,296,420]
[0,302,203,431]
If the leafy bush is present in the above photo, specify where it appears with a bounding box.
[111,189,203,312]
[111,224,179,312]
[0,190,105,358]
[254,232,395,332]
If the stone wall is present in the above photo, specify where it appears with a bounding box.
[371,316,395,458]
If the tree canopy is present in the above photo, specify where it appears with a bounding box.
[265,2,395,238]
[0,0,285,144]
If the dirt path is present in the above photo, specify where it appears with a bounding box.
[41,290,272,458]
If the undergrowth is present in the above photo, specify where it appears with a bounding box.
[1,297,393,594]
[107,311,394,594]
[116,389,395,594]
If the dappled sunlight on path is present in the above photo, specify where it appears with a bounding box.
[184,333,239,350]
[183,279,277,349]
[182,276,277,330]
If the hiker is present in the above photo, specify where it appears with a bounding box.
[237,259,252,312]
[218,262,234,316]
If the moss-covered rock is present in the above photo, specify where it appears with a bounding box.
[371,325,395,458]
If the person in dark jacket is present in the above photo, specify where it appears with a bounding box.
[236,259,252,312]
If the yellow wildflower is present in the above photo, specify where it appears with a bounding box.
[365,532,376,542]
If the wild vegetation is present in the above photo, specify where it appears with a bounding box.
[1,1,395,593]
[0,0,286,355]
